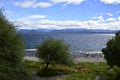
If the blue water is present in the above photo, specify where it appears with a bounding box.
[21,33,114,52]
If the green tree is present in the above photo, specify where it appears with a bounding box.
[37,38,74,70]
[102,31,120,67]
[0,9,29,80]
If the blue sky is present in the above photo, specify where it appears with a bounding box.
[0,0,120,30]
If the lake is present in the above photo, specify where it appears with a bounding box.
[21,33,114,52]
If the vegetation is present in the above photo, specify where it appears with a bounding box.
[105,65,120,80]
[37,38,74,70]
[25,61,110,79]
[24,60,120,80]
[102,31,120,80]
[0,9,30,80]
[1,8,120,80]
[102,31,120,67]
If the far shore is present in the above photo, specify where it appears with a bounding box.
[23,56,106,62]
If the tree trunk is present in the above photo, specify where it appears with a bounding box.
[44,62,49,70]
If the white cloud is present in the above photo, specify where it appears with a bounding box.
[106,13,113,16]
[14,1,52,8]
[51,0,85,5]
[12,18,120,30]
[14,14,46,22]
[92,16,104,22]
[33,2,52,8]
[108,21,120,30]
[116,11,120,13]
[28,15,46,19]
[106,17,116,21]
[14,0,85,8]
[100,0,120,4]
[15,1,35,8]
[118,17,120,21]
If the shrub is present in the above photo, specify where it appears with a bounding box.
[102,31,120,67]
[0,9,30,80]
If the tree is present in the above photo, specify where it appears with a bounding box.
[102,31,120,67]
[0,9,29,80]
[37,38,74,70]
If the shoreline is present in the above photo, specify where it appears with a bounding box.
[25,49,104,56]
[24,49,105,62]
[23,56,106,62]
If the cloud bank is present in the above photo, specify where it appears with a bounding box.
[13,17,120,30]
[4,0,120,30]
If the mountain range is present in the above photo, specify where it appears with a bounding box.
[17,28,118,34]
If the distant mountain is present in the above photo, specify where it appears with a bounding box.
[17,28,119,34]
[17,29,52,33]
[52,29,118,33]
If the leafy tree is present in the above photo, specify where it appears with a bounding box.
[0,9,29,80]
[37,38,74,70]
[102,31,120,67]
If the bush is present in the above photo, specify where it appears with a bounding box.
[0,9,30,80]
[102,31,120,67]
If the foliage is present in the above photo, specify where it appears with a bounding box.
[37,38,74,70]
[0,9,30,80]
[105,65,120,80]
[102,31,120,67]
[25,61,109,80]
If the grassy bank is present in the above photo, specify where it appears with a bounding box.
[24,60,112,80]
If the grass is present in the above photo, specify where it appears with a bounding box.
[24,60,74,77]
[24,60,111,80]
[66,62,109,80]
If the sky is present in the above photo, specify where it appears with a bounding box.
[0,0,120,30]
